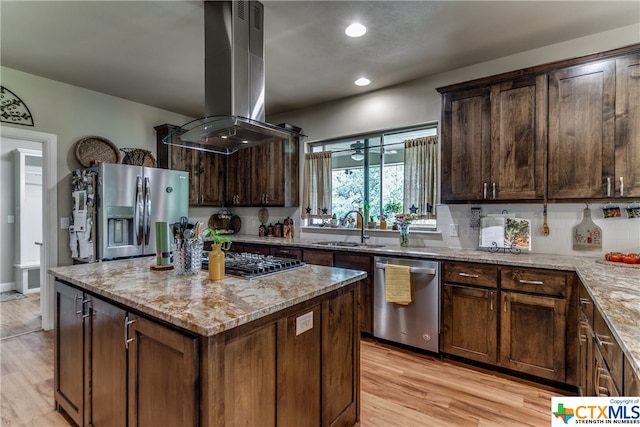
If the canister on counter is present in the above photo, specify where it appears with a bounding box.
[274,221,283,237]
[267,223,274,237]
[283,217,294,238]
[259,223,267,237]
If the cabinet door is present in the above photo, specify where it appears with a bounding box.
[441,284,497,364]
[615,53,640,198]
[322,289,357,427]
[251,141,285,206]
[53,280,85,427]
[225,149,251,206]
[88,297,127,427]
[334,253,373,334]
[441,87,491,202]
[500,292,566,381]
[277,306,321,427]
[224,324,277,427]
[548,60,616,199]
[490,75,546,200]
[197,152,226,206]
[127,315,199,427]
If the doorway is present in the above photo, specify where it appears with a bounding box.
[0,127,57,331]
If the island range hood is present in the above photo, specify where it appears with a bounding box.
[164,1,303,155]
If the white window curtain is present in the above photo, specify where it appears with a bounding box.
[403,136,438,218]
[302,151,332,219]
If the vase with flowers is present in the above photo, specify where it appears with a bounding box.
[395,213,416,247]
[202,228,232,280]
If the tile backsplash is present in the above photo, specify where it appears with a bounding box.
[436,203,640,257]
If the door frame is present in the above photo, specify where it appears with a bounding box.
[1,126,57,330]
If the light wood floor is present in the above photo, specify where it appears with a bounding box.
[1,293,41,339]
[1,297,570,426]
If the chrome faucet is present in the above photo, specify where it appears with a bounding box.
[341,210,370,245]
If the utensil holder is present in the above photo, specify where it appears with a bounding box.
[173,238,204,276]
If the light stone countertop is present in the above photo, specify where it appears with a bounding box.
[49,258,365,337]
[234,235,640,381]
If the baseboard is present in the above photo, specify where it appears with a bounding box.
[0,282,17,293]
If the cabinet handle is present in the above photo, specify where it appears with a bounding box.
[504,300,507,312]
[518,279,544,285]
[492,182,496,199]
[607,177,611,197]
[74,293,83,316]
[580,297,592,306]
[81,297,92,319]
[490,291,494,311]
[483,182,488,199]
[264,194,269,204]
[620,177,624,197]
[124,316,138,349]
[200,194,204,205]
[279,250,290,254]
[458,272,479,278]
[595,333,614,346]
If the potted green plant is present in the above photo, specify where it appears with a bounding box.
[202,228,233,250]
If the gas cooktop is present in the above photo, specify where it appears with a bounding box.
[202,251,305,279]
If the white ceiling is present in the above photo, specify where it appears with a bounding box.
[2,1,639,118]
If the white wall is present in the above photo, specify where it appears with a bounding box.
[0,67,194,267]
[268,24,640,257]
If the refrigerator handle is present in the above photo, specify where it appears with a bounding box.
[135,176,144,245]
[144,177,151,245]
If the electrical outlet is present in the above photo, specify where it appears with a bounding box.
[449,224,459,237]
[7,215,15,224]
[296,311,313,336]
[60,217,70,229]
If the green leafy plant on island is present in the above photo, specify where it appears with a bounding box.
[202,228,233,251]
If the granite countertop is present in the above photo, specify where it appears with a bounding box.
[49,258,365,337]
[236,235,640,380]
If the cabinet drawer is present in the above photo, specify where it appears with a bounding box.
[242,244,270,256]
[501,268,567,297]
[443,262,498,288]
[594,307,624,391]
[579,284,594,326]
[270,247,302,260]
[303,250,334,267]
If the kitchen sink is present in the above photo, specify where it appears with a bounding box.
[313,241,385,249]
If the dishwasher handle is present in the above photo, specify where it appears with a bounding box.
[375,262,436,275]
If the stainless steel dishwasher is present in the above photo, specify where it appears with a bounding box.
[373,256,440,352]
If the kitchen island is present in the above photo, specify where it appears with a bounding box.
[49,257,365,427]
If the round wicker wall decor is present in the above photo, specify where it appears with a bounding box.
[74,136,120,167]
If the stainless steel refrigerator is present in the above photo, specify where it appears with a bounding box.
[90,163,188,261]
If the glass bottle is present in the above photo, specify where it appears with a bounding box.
[356,208,363,229]
[380,217,387,230]
[208,245,225,281]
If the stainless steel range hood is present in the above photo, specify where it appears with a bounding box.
[164,1,303,155]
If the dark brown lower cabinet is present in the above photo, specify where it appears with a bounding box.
[303,249,334,267]
[201,284,359,427]
[334,253,373,334]
[89,297,127,427]
[54,280,199,427]
[442,284,498,364]
[441,263,572,384]
[500,291,566,381]
[54,281,85,427]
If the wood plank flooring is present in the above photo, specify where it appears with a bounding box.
[1,293,42,339]
[0,297,570,426]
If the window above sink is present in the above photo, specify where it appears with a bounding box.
[305,123,438,231]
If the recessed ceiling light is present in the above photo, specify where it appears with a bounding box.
[345,23,367,38]
[355,77,371,86]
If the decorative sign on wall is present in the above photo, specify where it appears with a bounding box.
[0,86,34,126]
